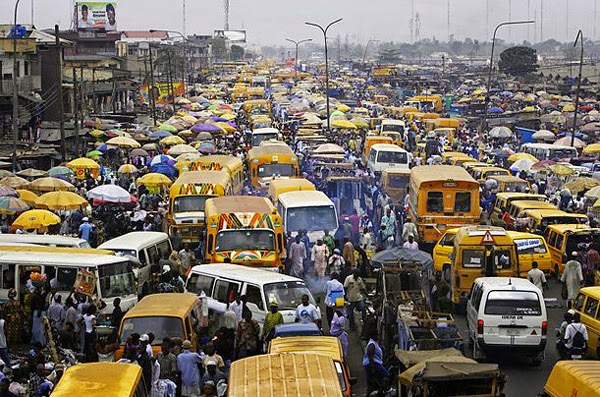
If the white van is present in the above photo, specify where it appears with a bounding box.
[367,143,410,174]
[0,234,90,248]
[98,232,172,283]
[185,264,320,327]
[251,127,281,147]
[466,277,547,365]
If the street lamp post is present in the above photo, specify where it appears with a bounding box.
[361,39,379,65]
[12,0,22,172]
[572,30,584,148]
[305,18,343,132]
[285,38,312,79]
[150,29,191,96]
[480,20,535,134]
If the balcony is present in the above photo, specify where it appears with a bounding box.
[0,76,42,95]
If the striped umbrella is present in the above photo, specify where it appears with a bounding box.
[0,196,30,215]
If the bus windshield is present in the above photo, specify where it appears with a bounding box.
[264,281,315,310]
[258,163,295,178]
[382,124,404,133]
[252,133,278,146]
[286,205,337,232]
[120,316,183,345]
[550,148,577,159]
[173,196,210,212]
[215,230,276,251]
[98,261,136,298]
[377,150,408,164]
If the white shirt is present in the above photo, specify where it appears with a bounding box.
[295,303,320,323]
[564,322,588,349]
[83,313,95,333]
[230,301,243,321]
[527,268,547,292]
[403,241,419,250]
[323,279,344,307]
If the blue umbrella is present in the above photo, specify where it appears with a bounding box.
[150,163,177,178]
[488,107,504,113]
[149,154,176,167]
[148,130,173,140]
[499,91,513,98]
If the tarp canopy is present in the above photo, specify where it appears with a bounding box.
[395,348,463,368]
[371,248,433,271]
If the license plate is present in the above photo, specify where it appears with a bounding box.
[505,329,520,336]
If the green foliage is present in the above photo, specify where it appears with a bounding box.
[498,46,539,76]
[230,45,245,61]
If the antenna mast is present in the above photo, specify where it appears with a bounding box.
[224,0,230,30]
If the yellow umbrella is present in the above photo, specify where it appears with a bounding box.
[507,153,538,163]
[159,135,186,146]
[16,168,48,178]
[0,176,29,189]
[182,115,198,123]
[90,129,104,138]
[67,157,100,170]
[167,144,198,156]
[34,191,88,210]
[549,164,575,176]
[213,122,236,133]
[564,177,600,194]
[331,119,357,129]
[27,177,75,192]
[349,117,369,128]
[178,129,195,138]
[594,197,600,208]
[582,143,600,155]
[118,164,139,174]
[106,136,141,148]
[16,189,38,205]
[337,104,351,112]
[562,104,575,112]
[12,209,61,230]
[137,173,173,187]
[219,112,237,121]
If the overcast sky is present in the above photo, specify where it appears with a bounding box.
[2,0,597,45]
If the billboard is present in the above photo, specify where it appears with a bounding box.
[76,2,117,31]
[213,30,246,43]
[138,83,185,105]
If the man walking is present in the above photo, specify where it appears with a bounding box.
[527,261,547,293]
[177,340,203,397]
[344,269,366,331]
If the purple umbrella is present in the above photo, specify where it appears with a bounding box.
[227,121,239,129]
[191,123,223,133]
[488,107,504,113]
[197,141,217,154]
[211,117,229,123]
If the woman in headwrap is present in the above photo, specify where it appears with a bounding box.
[3,289,23,345]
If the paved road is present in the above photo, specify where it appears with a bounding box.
[328,277,566,396]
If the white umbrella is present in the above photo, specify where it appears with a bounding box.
[488,126,512,138]
[531,129,555,141]
[510,158,536,172]
[87,185,132,203]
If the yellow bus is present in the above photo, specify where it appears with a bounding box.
[408,165,481,244]
[544,224,600,277]
[247,143,299,189]
[268,178,316,203]
[52,363,147,397]
[450,226,518,307]
[204,196,285,270]
[168,171,232,244]
[175,155,244,195]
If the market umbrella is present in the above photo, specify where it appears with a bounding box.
[178,129,195,138]
[487,106,504,113]
[176,152,202,162]
[137,173,173,187]
[330,110,345,117]
[142,143,158,151]
[582,143,600,155]
[12,209,60,229]
[89,129,104,138]
[582,122,600,133]
[508,153,538,163]
[488,126,512,138]
[554,136,586,149]
[0,186,18,197]
[0,176,30,189]
[196,131,213,141]
[130,148,149,157]
[191,123,224,134]
[510,158,536,172]
[531,130,555,141]
[549,164,575,176]
[313,143,345,154]
[159,124,178,133]
[34,191,88,211]
[148,130,173,140]
[16,189,38,205]
[66,158,100,170]
[16,168,48,178]
[159,135,186,146]
[86,150,104,159]
[118,164,139,174]
[349,117,368,128]
[564,177,600,194]
[105,136,141,148]
[531,160,557,170]
[195,141,217,154]
[48,166,74,178]
[167,144,198,156]
[27,177,75,192]
[0,170,14,179]
[0,197,30,215]
[87,185,133,203]
[331,119,358,129]
[212,122,236,133]
[584,186,600,200]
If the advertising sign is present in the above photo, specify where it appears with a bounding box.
[213,30,246,43]
[138,82,185,105]
[76,2,118,31]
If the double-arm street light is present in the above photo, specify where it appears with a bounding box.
[305,18,343,132]
[285,38,312,79]
[480,20,535,133]
[571,30,584,148]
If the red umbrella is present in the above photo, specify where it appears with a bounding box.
[531,160,557,170]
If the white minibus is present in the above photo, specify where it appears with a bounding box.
[367,143,410,174]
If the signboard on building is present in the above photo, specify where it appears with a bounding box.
[76,1,118,31]
[0,38,37,53]
[213,30,246,43]
[138,82,185,105]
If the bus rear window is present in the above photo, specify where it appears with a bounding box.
[427,192,444,213]
[484,291,541,316]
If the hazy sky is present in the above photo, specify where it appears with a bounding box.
[2,0,598,45]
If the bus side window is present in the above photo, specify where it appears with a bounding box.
[214,280,240,303]
[245,284,264,311]
[1,264,15,289]
[555,234,564,250]
[207,234,214,254]
[277,233,283,254]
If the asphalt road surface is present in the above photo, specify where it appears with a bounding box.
[318,277,566,396]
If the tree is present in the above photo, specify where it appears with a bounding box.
[211,37,228,62]
[498,46,539,76]
[230,45,244,61]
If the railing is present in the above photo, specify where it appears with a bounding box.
[0,76,40,94]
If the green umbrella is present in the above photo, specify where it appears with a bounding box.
[330,110,345,117]
[48,166,74,178]
[86,150,103,158]
[159,124,178,133]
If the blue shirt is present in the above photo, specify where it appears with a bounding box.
[79,222,92,242]
[177,349,203,386]
[362,338,384,366]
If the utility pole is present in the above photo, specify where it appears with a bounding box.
[72,67,79,158]
[55,24,66,162]
[167,48,176,109]
[447,0,450,41]
[148,45,157,126]
[12,0,22,172]
[79,65,84,157]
